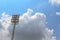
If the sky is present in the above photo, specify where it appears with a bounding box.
[0,0,60,40]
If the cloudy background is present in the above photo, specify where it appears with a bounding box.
[0,0,60,40]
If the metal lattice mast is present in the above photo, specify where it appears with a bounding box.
[11,15,19,40]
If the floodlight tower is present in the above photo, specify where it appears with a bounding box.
[11,14,19,40]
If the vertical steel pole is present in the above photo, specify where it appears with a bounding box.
[11,23,16,40]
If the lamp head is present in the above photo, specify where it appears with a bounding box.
[11,14,19,24]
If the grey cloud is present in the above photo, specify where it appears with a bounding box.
[0,9,56,40]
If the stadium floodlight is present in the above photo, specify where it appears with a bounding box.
[11,14,19,40]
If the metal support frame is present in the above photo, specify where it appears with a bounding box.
[11,15,19,40]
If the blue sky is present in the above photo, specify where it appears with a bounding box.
[0,0,60,40]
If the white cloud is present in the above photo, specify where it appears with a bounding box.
[56,12,60,16]
[0,8,56,40]
[49,0,60,5]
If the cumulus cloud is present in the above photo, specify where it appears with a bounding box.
[49,0,60,5]
[56,12,60,16]
[0,8,56,40]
